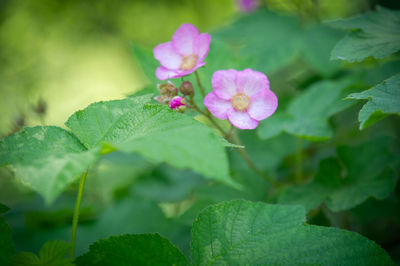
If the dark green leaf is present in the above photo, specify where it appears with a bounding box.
[76,234,188,266]
[279,137,398,212]
[258,78,357,140]
[301,25,343,76]
[0,126,99,204]
[12,197,191,258]
[217,9,301,73]
[66,95,238,188]
[191,199,394,265]
[131,166,204,203]
[0,204,14,266]
[217,10,342,75]
[0,202,10,214]
[346,73,400,129]
[330,6,400,62]
[14,240,73,266]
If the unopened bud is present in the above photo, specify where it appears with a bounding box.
[157,81,177,97]
[169,96,187,113]
[179,81,194,97]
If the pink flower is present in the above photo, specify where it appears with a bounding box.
[237,0,259,12]
[204,69,277,130]
[169,96,187,113]
[153,23,211,80]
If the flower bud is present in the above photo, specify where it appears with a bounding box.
[157,81,177,97]
[169,96,187,113]
[179,81,194,97]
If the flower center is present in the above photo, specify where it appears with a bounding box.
[231,92,250,111]
[180,54,197,70]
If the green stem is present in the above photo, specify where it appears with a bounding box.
[188,98,227,136]
[295,138,303,183]
[70,171,88,260]
[229,131,279,187]
[194,71,206,98]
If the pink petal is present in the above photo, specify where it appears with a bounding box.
[156,66,179,80]
[153,42,183,70]
[194,33,211,62]
[172,23,199,56]
[204,92,233,120]
[156,64,205,80]
[211,69,239,100]
[248,89,278,121]
[227,109,259,129]
[236,69,269,97]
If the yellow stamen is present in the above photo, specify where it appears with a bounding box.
[231,92,250,111]
[180,54,197,70]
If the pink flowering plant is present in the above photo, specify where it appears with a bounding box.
[2,5,399,265]
[152,23,279,185]
[153,23,277,132]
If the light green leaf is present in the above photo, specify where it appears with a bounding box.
[346,73,400,129]
[66,95,238,188]
[330,6,400,62]
[14,240,73,266]
[0,203,14,266]
[76,234,188,266]
[279,137,398,212]
[191,199,394,265]
[258,78,357,140]
[0,126,99,204]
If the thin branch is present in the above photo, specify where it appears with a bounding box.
[70,171,88,259]
[194,71,206,98]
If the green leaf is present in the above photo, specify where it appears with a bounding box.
[0,204,14,266]
[279,137,398,212]
[191,199,394,265]
[217,10,301,73]
[301,25,343,76]
[258,78,357,140]
[12,197,191,258]
[330,6,400,62]
[346,73,400,129]
[0,126,99,204]
[14,240,73,266]
[217,10,342,75]
[131,166,204,203]
[0,202,10,214]
[76,234,188,266]
[66,95,238,188]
